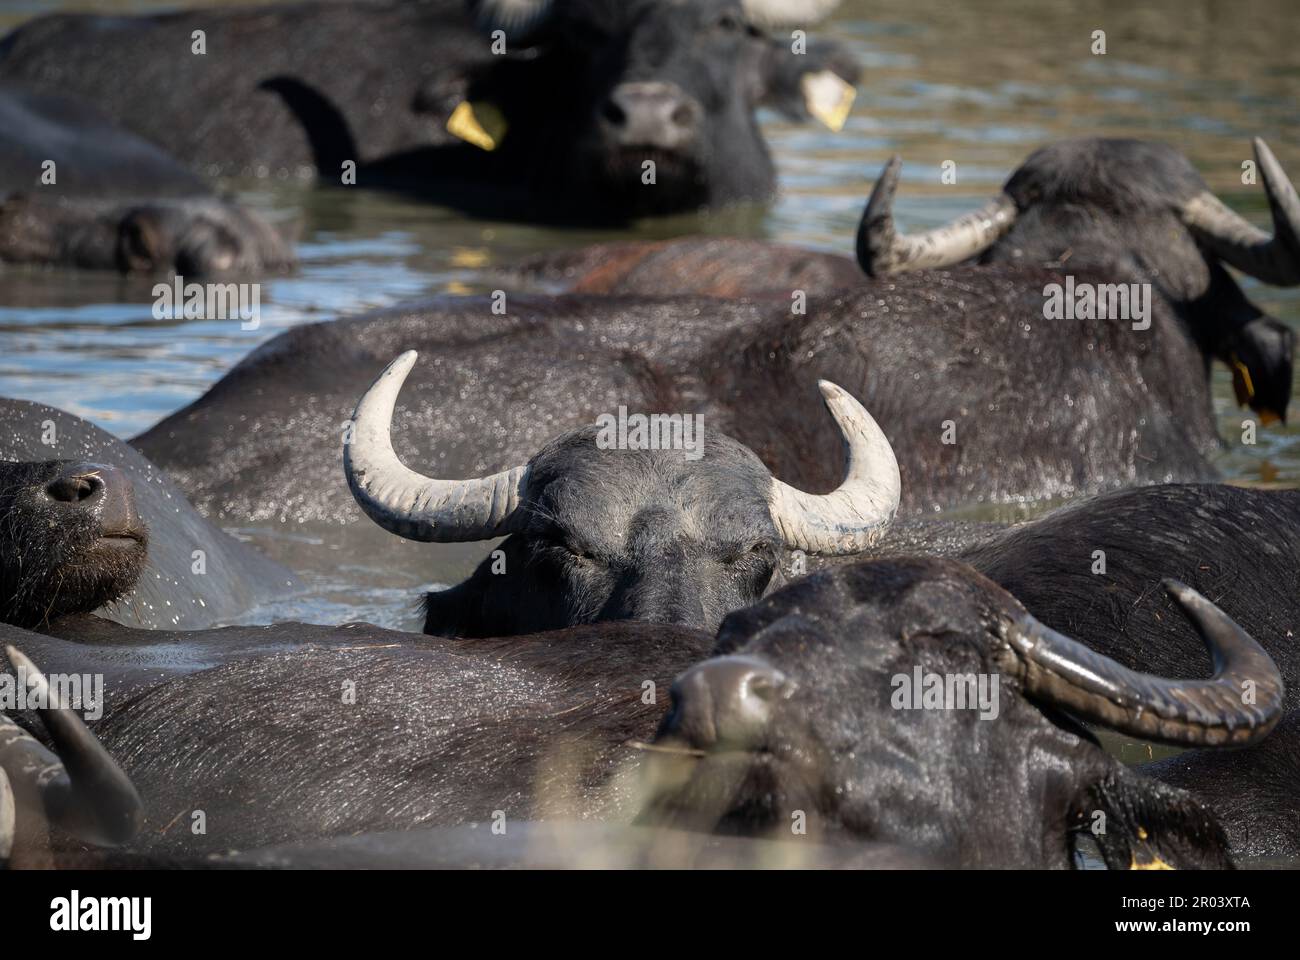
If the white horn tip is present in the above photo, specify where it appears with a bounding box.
[386,350,419,378]
[817,379,846,401]
[4,646,34,673]
[817,379,870,421]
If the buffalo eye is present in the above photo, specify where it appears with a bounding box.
[727,541,775,565]
[713,11,744,32]
[562,540,599,564]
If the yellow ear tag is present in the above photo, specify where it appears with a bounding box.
[447,101,508,151]
[1130,854,1175,870]
[800,70,856,132]
[1230,354,1256,405]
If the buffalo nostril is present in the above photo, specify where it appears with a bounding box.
[747,673,780,702]
[46,471,102,504]
[668,655,788,749]
[602,98,628,127]
[601,82,699,148]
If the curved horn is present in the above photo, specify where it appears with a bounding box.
[0,646,142,847]
[0,768,13,864]
[344,351,530,543]
[996,581,1285,748]
[857,156,1018,277]
[1181,138,1300,286]
[768,381,900,554]
[468,0,555,35]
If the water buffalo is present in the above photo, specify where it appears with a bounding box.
[5,475,1296,866]
[346,352,900,635]
[132,137,1300,520]
[0,619,713,861]
[1,399,299,629]
[1143,710,1300,862]
[0,90,293,274]
[0,0,858,223]
[638,557,1287,868]
[516,137,1300,424]
[960,483,1300,712]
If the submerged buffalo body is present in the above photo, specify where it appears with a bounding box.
[0,0,858,222]
[522,136,1300,422]
[640,557,1288,868]
[0,90,293,274]
[962,483,1300,712]
[0,399,298,630]
[0,619,713,862]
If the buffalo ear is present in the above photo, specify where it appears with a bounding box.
[1079,763,1233,870]
[1222,316,1295,425]
[757,37,860,130]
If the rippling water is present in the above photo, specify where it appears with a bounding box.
[2,0,1299,620]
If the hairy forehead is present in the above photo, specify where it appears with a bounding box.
[523,429,775,544]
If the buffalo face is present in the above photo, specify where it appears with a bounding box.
[345,352,900,637]
[0,193,294,277]
[469,0,858,218]
[425,426,786,635]
[115,200,296,277]
[639,557,1283,869]
[0,460,148,629]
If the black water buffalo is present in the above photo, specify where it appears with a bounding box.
[0,0,858,223]
[345,352,900,635]
[638,557,1287,869]
[517,136,1300,424]
[132,137,1300,520]
[0,619,713,861]
[1,399,298,629]
[1143,710,1300,862]
[0,90,293,274]
[961,483,1300,712]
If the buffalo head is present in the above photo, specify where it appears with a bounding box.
[856,137,1300,424]
[344,351,900,636]
[0,460,147,629]
[462,0,859,217]
[639,557,1284,868]
[0,193,295,277]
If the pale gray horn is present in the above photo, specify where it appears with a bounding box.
[742,0,841,26]
[857,155,1018,277]
[344,351,530,542]
[768,381,900,554]
[0,646,142,847]
[996,580,1285,748]
[0,767,13,864]
[1181,138,1300,286]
